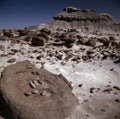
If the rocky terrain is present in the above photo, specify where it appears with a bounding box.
[0,7,120,119]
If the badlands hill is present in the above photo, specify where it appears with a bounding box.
[0,6,120,119]
[36,7,120,35]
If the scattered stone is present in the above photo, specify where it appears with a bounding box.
[103,88,113,93]
[11,49,19,53]
[78,84,83,87]
[31,37,45,46]
[86,50,95,55]
[56,54,63,60]
[7,58,16,63]
[89,87,100,93]
[115,99,120,103]
[83,99,88,102]
[82,55,89,61]
[110,68,114,71]
[114,59,120,64]
[90,87,95,94]
[3,29,14,37]
[113,86,120,91]
[61,62,66,65]
[72,56,80,62]
[40,28,51,35]
[37,32,49,41]
[85,38,96,47]
[64,53,73,61]
[102,55,108,60]
[109,36,116,42]
[18,28,31,36]
[101,109,106,112]
[36,55,42,60]
[77,36,88,44]
[98,37,109,46]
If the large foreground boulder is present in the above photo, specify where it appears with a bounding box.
[0,60,78,119]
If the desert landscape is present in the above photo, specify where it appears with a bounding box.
[0,7,120,119]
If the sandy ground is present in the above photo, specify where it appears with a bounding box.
[0,41,120,119]
[44,61,120,119]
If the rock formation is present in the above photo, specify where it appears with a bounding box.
[37,7,120,34]
[0,60,78,119]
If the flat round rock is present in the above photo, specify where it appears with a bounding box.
[0,60,78,119]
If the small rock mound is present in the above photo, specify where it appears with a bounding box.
[0,60,78,119]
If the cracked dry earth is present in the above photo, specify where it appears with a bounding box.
[0,36,120,119]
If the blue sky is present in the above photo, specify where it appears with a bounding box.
[0,0,120,29]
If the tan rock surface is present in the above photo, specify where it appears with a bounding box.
[0,60,78,119]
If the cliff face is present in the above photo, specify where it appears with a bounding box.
[45,7,120,34]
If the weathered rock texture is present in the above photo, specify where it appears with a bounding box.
[0,60,78,119]
[39,7,120,34]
